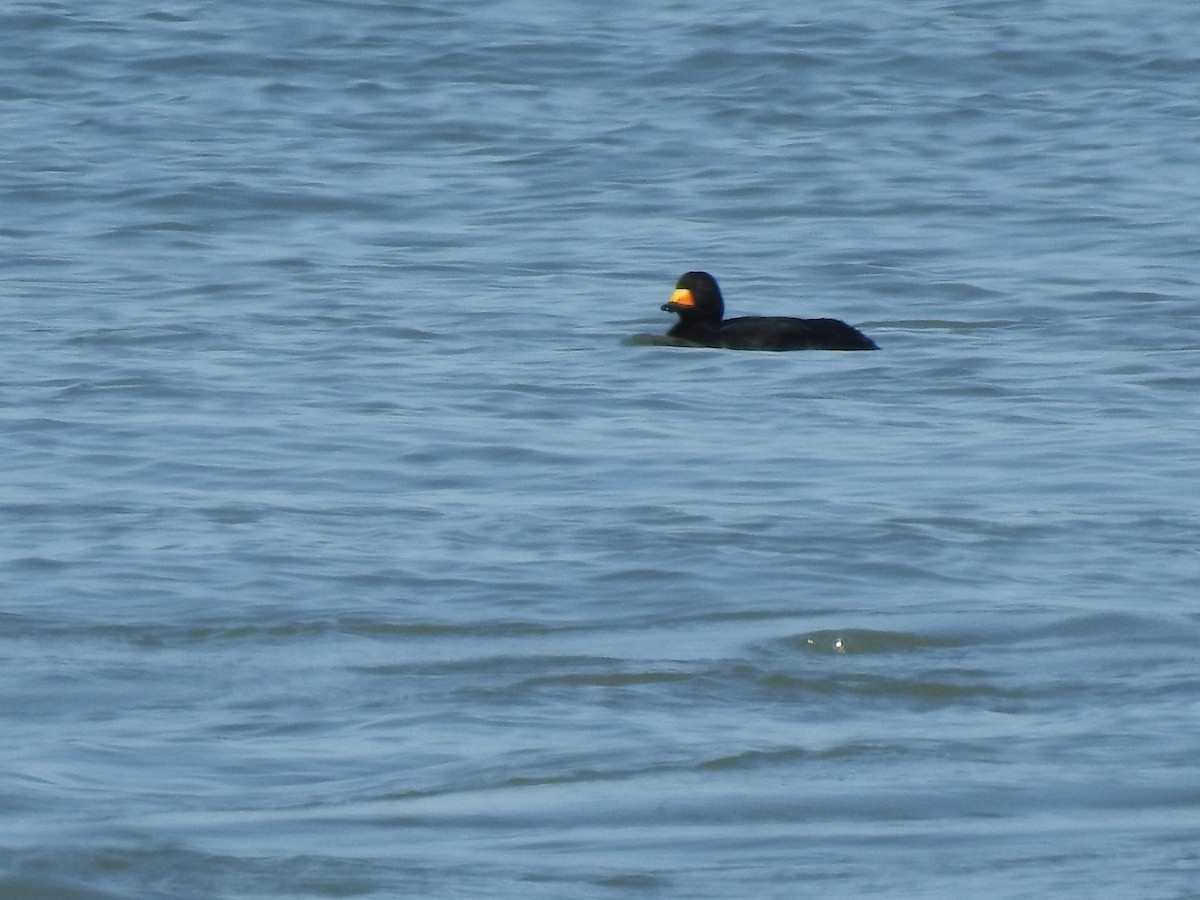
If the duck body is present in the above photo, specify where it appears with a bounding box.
[661,271,877,352]
[667,315,877,352]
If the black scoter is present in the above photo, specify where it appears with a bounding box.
[661,271,877,351]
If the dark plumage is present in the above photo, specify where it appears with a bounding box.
[660,271,877,351]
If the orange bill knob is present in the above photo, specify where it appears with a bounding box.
[667,288,695,307]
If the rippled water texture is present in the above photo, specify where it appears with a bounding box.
[3,1,1200,897]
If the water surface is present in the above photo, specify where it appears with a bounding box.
[3,1,1199,897]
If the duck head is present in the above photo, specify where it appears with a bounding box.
[661,271,725,323]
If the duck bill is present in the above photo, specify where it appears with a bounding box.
[661,287,695,313]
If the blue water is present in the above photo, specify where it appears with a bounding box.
[4,1,1200,897]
